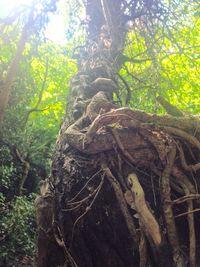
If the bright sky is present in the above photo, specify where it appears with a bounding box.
[0,0,34,17]
[0,0,29,11]
[45,10,66,42]
[0,0,66,42]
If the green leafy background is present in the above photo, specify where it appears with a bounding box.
[0,0,199,265]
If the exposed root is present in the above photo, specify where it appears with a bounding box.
[172,167,196,194]
[38,101,200,266]
[127,173,161,247]
[163,126,200,151]
[54,224,78,267]
[182,186,196,267]
[139,230,147,267]
[178,144,200,172]
[160,145,185,266]
[102,164,139,245]
[111,128,136,165]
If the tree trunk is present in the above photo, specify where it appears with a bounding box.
[36,1,200,266]
[0,9,33,122]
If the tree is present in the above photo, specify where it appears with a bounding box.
[0,0,57,121]
[0,2,76,264]
[36,0,200,266]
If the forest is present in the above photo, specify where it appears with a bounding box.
[0,0,199,266]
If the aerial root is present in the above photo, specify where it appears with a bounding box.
[127,173,161,247]
[161,145,186,266]
[62,169,102,212]
[163,126,200,151]
[55,106,200,266]
[172,194,200,205]
[139,229,147,267]
[173,170,197,267]
[182,185,196,267]
[178,143,200,172]
[53,223,78,267]
[102,164,139,245]
[69,173,105,247]
[111,128,136,165]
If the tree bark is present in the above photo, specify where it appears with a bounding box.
[36,1,200,266]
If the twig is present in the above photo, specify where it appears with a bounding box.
[173,194,200,205]
[67,169,102,203]
[70,174,105,247]
[117,73,131,105]
[63,182,103,211]
[14,147,30,195]
[175,208,200,218]
[23,58,49,126]
[62,202,82,212]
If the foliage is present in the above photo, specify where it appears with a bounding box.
[0,193,37,266]
[0,0,199,265]
[0,1,77,264]
[118,1,200,114]
[0,22,77,188]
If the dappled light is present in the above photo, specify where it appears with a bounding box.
[0,0,199,266]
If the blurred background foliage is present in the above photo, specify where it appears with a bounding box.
[0,1,78,265]
[0,0,199,265]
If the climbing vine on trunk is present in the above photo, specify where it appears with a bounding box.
[36,1,200,266]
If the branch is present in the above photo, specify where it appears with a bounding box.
[117,73,131,105]
[156,95,184,117]
[0,8,34,122]
[14,147,30,195]
[22,59,49,126]
[100,0,113,29]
